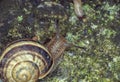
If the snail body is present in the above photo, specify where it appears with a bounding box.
[0,36,67,82]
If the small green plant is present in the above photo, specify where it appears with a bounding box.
[17,15,23,22]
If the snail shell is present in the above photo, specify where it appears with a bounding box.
[0,40,54,82]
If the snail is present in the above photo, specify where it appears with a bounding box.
[0,24,86,82]
[0,34,67,82]
[0,20,86,82]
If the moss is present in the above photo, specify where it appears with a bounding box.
[0,0,120,82]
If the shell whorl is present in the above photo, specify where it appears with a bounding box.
[0,40,53,82]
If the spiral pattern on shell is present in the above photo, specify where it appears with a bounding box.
[0,40,53,82]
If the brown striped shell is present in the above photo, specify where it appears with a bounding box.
[0,36,67,82]
[0,40,54,82]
